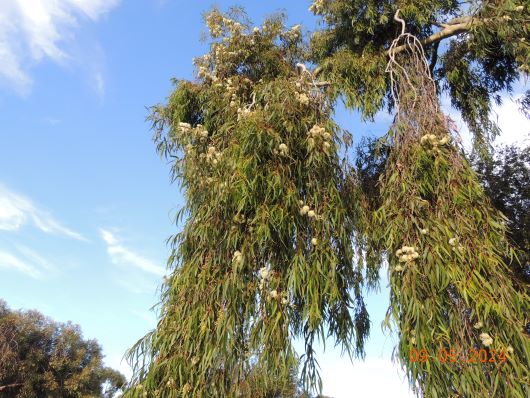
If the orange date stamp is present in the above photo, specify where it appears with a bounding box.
[409,348,507,364]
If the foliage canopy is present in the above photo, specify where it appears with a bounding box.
[0,300,125,398]
[125,2,530,397]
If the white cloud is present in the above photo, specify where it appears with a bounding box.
[0,250,41,278]
[319,357,415,398]
[491,94,530,147]
[100,229,165,276]
[0,0,119,94]
[441,91,530,151]
[0,185,86,240]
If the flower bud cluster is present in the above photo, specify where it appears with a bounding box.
[309,0,325,15]
[237,107,253,121]
[278,143,289,156]
[205,146,222,165]
[282,24,302,42]
[479,332,493,347]
[396,246,419,263]
[233,213,246,224]
[295,91,310,105]
[232,250,243,265]
[178,122,192,133]
[307,124,332,152]
[299,201,316,219]
[421,134,450,155]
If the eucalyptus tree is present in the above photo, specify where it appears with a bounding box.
[125,1,530,397]
[125,9,368,397]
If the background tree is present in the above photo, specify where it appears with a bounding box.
[0,300,126,398]
[472,144,530,284]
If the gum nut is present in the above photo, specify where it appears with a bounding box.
[311,238,318,245]
[299,200,304,205]
[307,210,315,218]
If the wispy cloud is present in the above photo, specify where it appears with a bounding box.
[0,185,86,241]
[0,250,41,278]
[100,229,165,276]
[0,0,119,94]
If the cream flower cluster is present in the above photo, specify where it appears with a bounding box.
[178,122,192,133]
[258,266,271,290]
[267,289,289,305]
[237,107,253,121]
[295,91,310,105]
[206,12,243,38]
[309,0,325,14]
[307,124,332,151]
[225,78,239,107]
[479,332,493,347]
[396,246,419,263]
[205,146,222,165]
[232,250,243,265]
[233,213,246,224]
[421,134,450,155]
[449,236,464,252]
[283,24,302,42]
[299,201,316,218]
[278,143,289,156]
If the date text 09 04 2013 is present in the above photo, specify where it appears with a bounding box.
[409,348,508,364]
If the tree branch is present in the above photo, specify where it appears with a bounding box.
[0,383,23,392]
[389,16,475,55]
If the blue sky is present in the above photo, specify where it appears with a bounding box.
[0,1,528,397]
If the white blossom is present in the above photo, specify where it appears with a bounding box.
[300,205,310,215]
[311,237,318,245]
[259,267,270,280]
